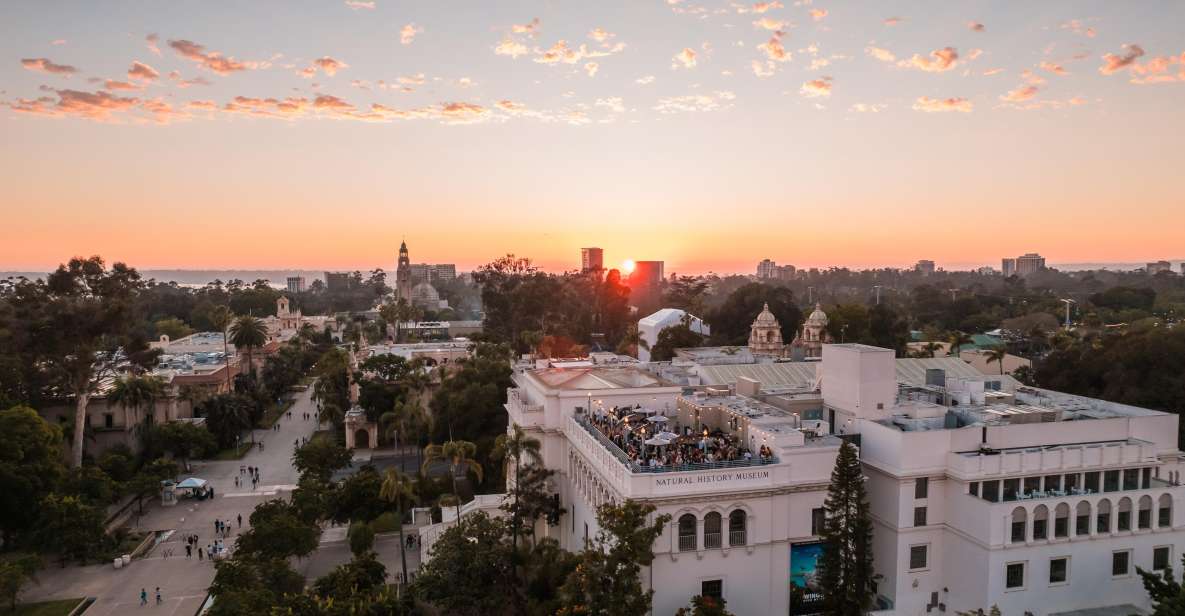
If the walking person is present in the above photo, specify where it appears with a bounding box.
[197,546,203,561]
[237,514,242,528]
[155,587,162,605]
[185,544,192,559]
[140,588,147,606]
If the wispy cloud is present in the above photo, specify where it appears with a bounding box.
[20,58,78,75]
[168,39,255,74]
[865,46,895,63]
[883,17,903,26]
[967,21,985,32]
[912,96,972,113]
[344,0,375,9]
[800,76,832,97]
[898,47,959,72]
[127,61,159,82]
[495,36,530,58]
[512,18,540,34]
[400,24,422,45]
[1062,19,1097,38]
[1000,84,1038,103]
[654,91,735,113]
[146,34,161,56]
[1099,44,1145,75]
[1039,61,1068,76]
[672,47,698,69]
[809,9,827,22]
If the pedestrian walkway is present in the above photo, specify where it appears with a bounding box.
[23,388,324,616]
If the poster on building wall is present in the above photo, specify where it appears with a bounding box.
[790,541,824,591]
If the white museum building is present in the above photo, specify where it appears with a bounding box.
[483,343,1185,615]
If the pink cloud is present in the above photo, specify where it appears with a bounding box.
[512,18,540,34]
[344,0,375,8]
[757,31,790,63]
[800,76,832,98]
[1000,84,1039,103]
[400,23,422,45]
[967,21,985,32]
[672,47,698,69]
[899,47,959,72]
[1039,61,1068,76]
[128,61,160,81]
[20,57,78,75]
[809,8,827,21]
[11,88,139,120]
[168,39,255,75]
[1099,44,1145,75]
[912,96,972,113]
[883,17,903,26]
[103,80,141,91]
[146,34,161,56]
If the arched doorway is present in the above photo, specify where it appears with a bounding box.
[354,429,370,449]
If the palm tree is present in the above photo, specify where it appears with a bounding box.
[379,468,418,589]
[107,374,166,432]
[985,345,1008,375]
[947,331,973,356]
[209,305,234,389]
[229,315,269,381]
[615,323,649,357]
[422,439,483,521]
[493,425,542,549]
[919,341,942,358]
[381,400,427,456]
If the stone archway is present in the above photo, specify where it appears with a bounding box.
[354,429,371,449]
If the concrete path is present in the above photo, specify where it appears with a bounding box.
[25,388,323,616]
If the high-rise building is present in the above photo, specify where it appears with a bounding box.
[1001,258,1017,278]
[324,272,351,292]
[1015,252,1046,276]
[286,276,306,293]
[914,260,936,276]
[630,260,664,288]
[1147,260,1172,274]
[756,259,796,280]
[581,247,604,273]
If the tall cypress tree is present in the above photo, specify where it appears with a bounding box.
[818,440,876,616]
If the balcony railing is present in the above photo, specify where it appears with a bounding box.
[729,529,747,547]
[704,532,722,549]
[678,535,697,552]
[572,415,778,474]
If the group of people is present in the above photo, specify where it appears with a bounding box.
[236,465,263,490]
[139,587,162,606]
[584,406,771,470]
[178,532,226,562]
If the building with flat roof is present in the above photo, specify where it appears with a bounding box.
[287,276,306,293]
[325,271,352,292]
[503,365,842,615]
[581,247,604,273]
[915,260,936,276]
[1147,260,1173,274]
[821,343,1185,615]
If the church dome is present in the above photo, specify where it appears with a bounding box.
[411,282,440,303]
[753,303,780,325]
[806,303,828,326]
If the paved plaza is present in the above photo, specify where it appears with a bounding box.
[24,389,323,616]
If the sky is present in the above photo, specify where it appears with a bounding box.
[1,1,1183,275]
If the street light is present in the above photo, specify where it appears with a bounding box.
[1059,299,1076,329]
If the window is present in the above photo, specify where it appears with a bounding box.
[1104,470,1120,492]
[1024,476,1041,496]
[1005,562,1025,590]
[103,413,114,428]
[728,510,747,547]
[1097,501,1112,533]
[1044,475,1061,492]
[913,507,927,527]
[982,481,1000,503]
[678,514,697,552]
[915,477,929,499]
[701,579,723,602]
[1064,474,1079,493]
[1003,478,1020,502]
[1112,550,1131,577]
[1124,468,1140,491]
[909,544,928,570]
[1054,504,1070,538]
[1159,495,1172,527]
[969,482,980,497]
[1049,557,1068,585]
[1075,503,1090,536]
[1011,508,1027,543]
[1085,471,1100,494]
[1143,468,1152,489]
[1154,547,1172,572]
[704,512,722,549]
[811,508,825,536]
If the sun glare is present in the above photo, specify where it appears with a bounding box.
[622,259,636,274]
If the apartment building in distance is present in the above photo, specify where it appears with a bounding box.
[286,276,306,293]
[1147,260,1173,274]
[581,247,604,273]
[914,260,936,276]
[756,259,796,281]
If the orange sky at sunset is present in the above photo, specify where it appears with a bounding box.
[2,1,1183,274]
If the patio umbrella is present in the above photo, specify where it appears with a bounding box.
[646,415,669,424]
[644,437,668,446]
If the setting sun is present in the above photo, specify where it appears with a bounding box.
[621,259,636,274]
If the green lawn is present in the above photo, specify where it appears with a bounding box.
[6,598,86,616]
[259,398,296,429]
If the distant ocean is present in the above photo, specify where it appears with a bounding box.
[1,262,1179,285]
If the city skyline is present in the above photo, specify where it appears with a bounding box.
[2,1,1184,273]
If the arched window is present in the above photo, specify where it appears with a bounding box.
[729,510,747,546]
[1117,497,1133,532]
[678,514,697,552]
[1075,501,1091,536]
[1010,507,1027,543]
[1139,496,1154,530]
[1159,494,1173,528]
[1054,503,1070,538]
[1096,499,1112,534]
[704,512,722,549]
[1033,505,1049,540]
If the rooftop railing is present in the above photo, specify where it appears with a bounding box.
[573,415,778,474]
